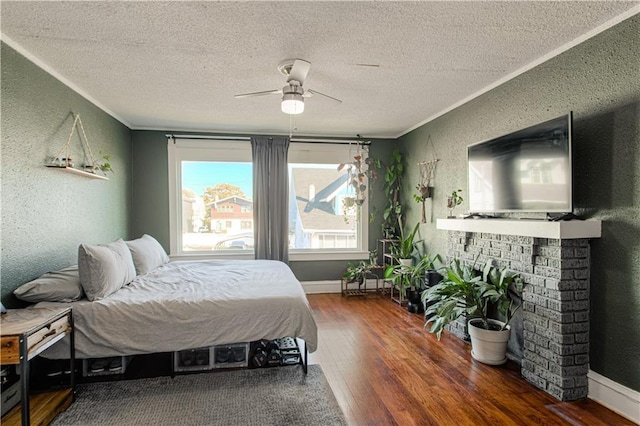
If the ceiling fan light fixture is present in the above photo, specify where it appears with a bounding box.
[281,93,304,115]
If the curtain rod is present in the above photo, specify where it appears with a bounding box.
[166,134,370,145]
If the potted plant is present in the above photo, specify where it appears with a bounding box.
[413,183,431,223]
[342,260,373,285]
[446,189,463,218]
[83,150,113,175]
[391,219,421,264]
[385,253,441,313]
[421,258,523,365]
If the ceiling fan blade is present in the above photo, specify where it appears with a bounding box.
[306,89,342,104]
[234,89,281,99]
[287,59,311,85]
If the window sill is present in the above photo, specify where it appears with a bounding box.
[169,252,255,261]
[169,251,369,262]
[288,251,369,262]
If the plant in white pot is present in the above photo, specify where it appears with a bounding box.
[391,219,421,265]
[421,258,523,365]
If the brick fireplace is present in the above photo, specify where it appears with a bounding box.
[436,219,601,401]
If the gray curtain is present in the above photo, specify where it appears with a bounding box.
[251,136,290,262]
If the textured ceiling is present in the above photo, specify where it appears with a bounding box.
[1,1,638,138]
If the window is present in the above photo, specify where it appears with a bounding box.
[168,139,253,257]
[287,143,369,260]
[217,205,234,213]
[169,138,368,260]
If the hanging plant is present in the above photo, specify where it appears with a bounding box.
[413,184,431,223]
[338,143,380,223]
[381,149,404,238]
[414,157,438,223]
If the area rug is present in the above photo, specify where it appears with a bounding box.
[51,365,347,426]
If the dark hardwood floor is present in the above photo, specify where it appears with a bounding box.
[306,293,634,426]
[23,293,634,425]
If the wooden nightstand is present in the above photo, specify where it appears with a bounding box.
[1,307,75,426]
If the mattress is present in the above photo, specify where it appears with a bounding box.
[36,260,318,359]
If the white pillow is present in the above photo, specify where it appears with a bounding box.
[14,265,84,303]
[125,234,169,275]
[78,239,136,301]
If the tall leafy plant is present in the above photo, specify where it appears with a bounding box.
[422,258,523,339]
[381,149,404,238]
[394,219,421,259]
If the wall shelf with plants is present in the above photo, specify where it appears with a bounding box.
[46,113,113,180]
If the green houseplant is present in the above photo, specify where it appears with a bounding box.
[421,258,523,365]
[338,146,381,223]
[446,189,463,218]
[342,260,374,285]
[392,219,421,261]
[381,149,404,238]
[384,253,441,306]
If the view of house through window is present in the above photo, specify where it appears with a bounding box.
[180,161,360,253]
[181,161,254,251]
[173,140,367,257]
[289,163,358,250]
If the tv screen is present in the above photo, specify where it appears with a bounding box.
[467,113,573,214]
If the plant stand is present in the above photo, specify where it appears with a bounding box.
[341,272,380,297]
[368,266,389,295]
[389,284,407,306]
[341,277,366,297]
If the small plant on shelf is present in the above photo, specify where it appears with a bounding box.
[82,150,113,175]
[446,189,463,218]
[97,150,113,174]
[342,260,374,285]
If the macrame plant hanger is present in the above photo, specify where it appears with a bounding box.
[51,114,100,173]
[416,135,439,223]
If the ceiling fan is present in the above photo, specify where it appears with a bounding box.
[234,59,342,115]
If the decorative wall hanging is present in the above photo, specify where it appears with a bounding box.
[46,113,111,180]
[414,135,438,222]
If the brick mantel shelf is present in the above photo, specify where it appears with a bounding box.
[436,218,602,402]
[437,218,601,239]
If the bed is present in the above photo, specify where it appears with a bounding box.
[33,259,318,364]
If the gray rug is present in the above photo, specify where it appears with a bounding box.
[52,365,347,426]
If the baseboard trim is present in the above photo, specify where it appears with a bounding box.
[301,280,341,294]
[588,370,640,424]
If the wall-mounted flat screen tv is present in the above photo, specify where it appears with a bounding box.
[467,113,573,214]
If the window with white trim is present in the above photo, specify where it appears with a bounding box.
[287,143,368,259]
[168,139,254,257]
[168,138,369,260]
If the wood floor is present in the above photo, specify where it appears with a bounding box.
[307,293,635,426]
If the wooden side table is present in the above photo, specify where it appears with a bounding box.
[1,307,75,426]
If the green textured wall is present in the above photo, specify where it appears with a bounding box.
[1,43,132,307]
[400,16,640,391]
[130,130,395,281]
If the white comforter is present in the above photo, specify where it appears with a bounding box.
[37,260,318,359]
